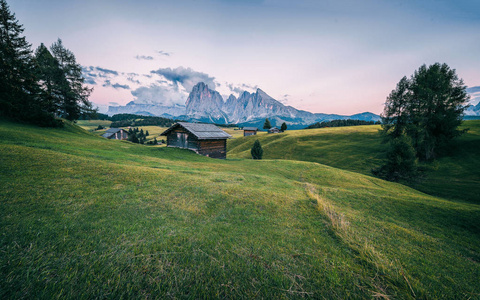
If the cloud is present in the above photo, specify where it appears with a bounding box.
[131,83,187,106]
[127,77,141,84]
[226,82,259,95]
[227,83,243,94]
[150,66,216,92]
[112,83,130,90]
[279,94,289,104]
[95,67,118,76]
[157,50,171,57]
[103,80,130,90]
[467,86,480,105]
[82,66,98,85]
[467,86,480,94]
[85,78,97,85]
[135,55,154,60]
[109,102,120,106]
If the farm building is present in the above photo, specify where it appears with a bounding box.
[268,127,281,134]
[102,128,128,140]
[161,122,232,159]
[243,127,258,136]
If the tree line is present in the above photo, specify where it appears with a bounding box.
[306,119,379,129]
[0,0,93,127]
[110,115,178,128]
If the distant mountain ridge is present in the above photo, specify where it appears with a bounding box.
[107,82,381,127]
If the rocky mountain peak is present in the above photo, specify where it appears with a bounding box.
[192,81,208,92]
[109,81,381,126]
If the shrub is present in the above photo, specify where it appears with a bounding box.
[251,140,263,160]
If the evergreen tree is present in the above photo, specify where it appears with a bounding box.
[128,132,139,143]
[0,0,57,126]
[139,128,144,137]
[251,139,263,160]
[372,134,418,182]
[280,122,287,132]
[145,130,149,136]
[153,138,157,145]
[263,118,271,130]
[50,38,93,121]
[96,125,104,130]
[382,63,469,161]
[34,43,65,116]
[128,128,133,134]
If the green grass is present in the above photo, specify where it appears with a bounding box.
[228,122,480,204]
[76,119,112,131]
[1,119,479,299]
[228,125,385,175]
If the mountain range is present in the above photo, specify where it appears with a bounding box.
[108,82,381,128]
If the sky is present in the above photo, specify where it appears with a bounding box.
[10,0,480,115]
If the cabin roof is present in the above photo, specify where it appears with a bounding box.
[161,122,232,140]
[101,132,114,138]
[102,128,126,138]
[243,127,258,131]
[105,128,125,133]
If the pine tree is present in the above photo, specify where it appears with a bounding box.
[251,139,263,160]
[145,130,149,136]
[50,39,93,121]
[263,118,271,130]
[280,122,287,132]
[0,0,57,126]
[128,132,139,143]
[34,43,65,116]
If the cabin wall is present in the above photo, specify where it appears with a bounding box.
[116,130,128,140]
[166,128,199,150]
[244,130,257,136]
[198,140,227,159]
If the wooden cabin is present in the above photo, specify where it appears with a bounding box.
[102,128,128,140]
[243,127,258,137]
[161,122,232,159]
[268,127,280,134]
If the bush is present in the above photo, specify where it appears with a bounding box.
[372,134,418,182]
[251,140,263,160]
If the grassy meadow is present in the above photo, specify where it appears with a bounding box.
[1,120,479,298]
[76,120,168,143]
[228,121,480,204]
[76,119,112,131]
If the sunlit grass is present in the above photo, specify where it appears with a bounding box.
[76,119,112,131]
[1,119,479,299]
[228,122,480,204]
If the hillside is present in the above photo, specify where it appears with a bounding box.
[228,121,480,204]
[1,120,479,298]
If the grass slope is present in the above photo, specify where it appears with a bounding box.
[228,122,480,204]
[1,120,479,299]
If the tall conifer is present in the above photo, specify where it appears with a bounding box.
[0,0,56,125]
[50,39,93,121]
